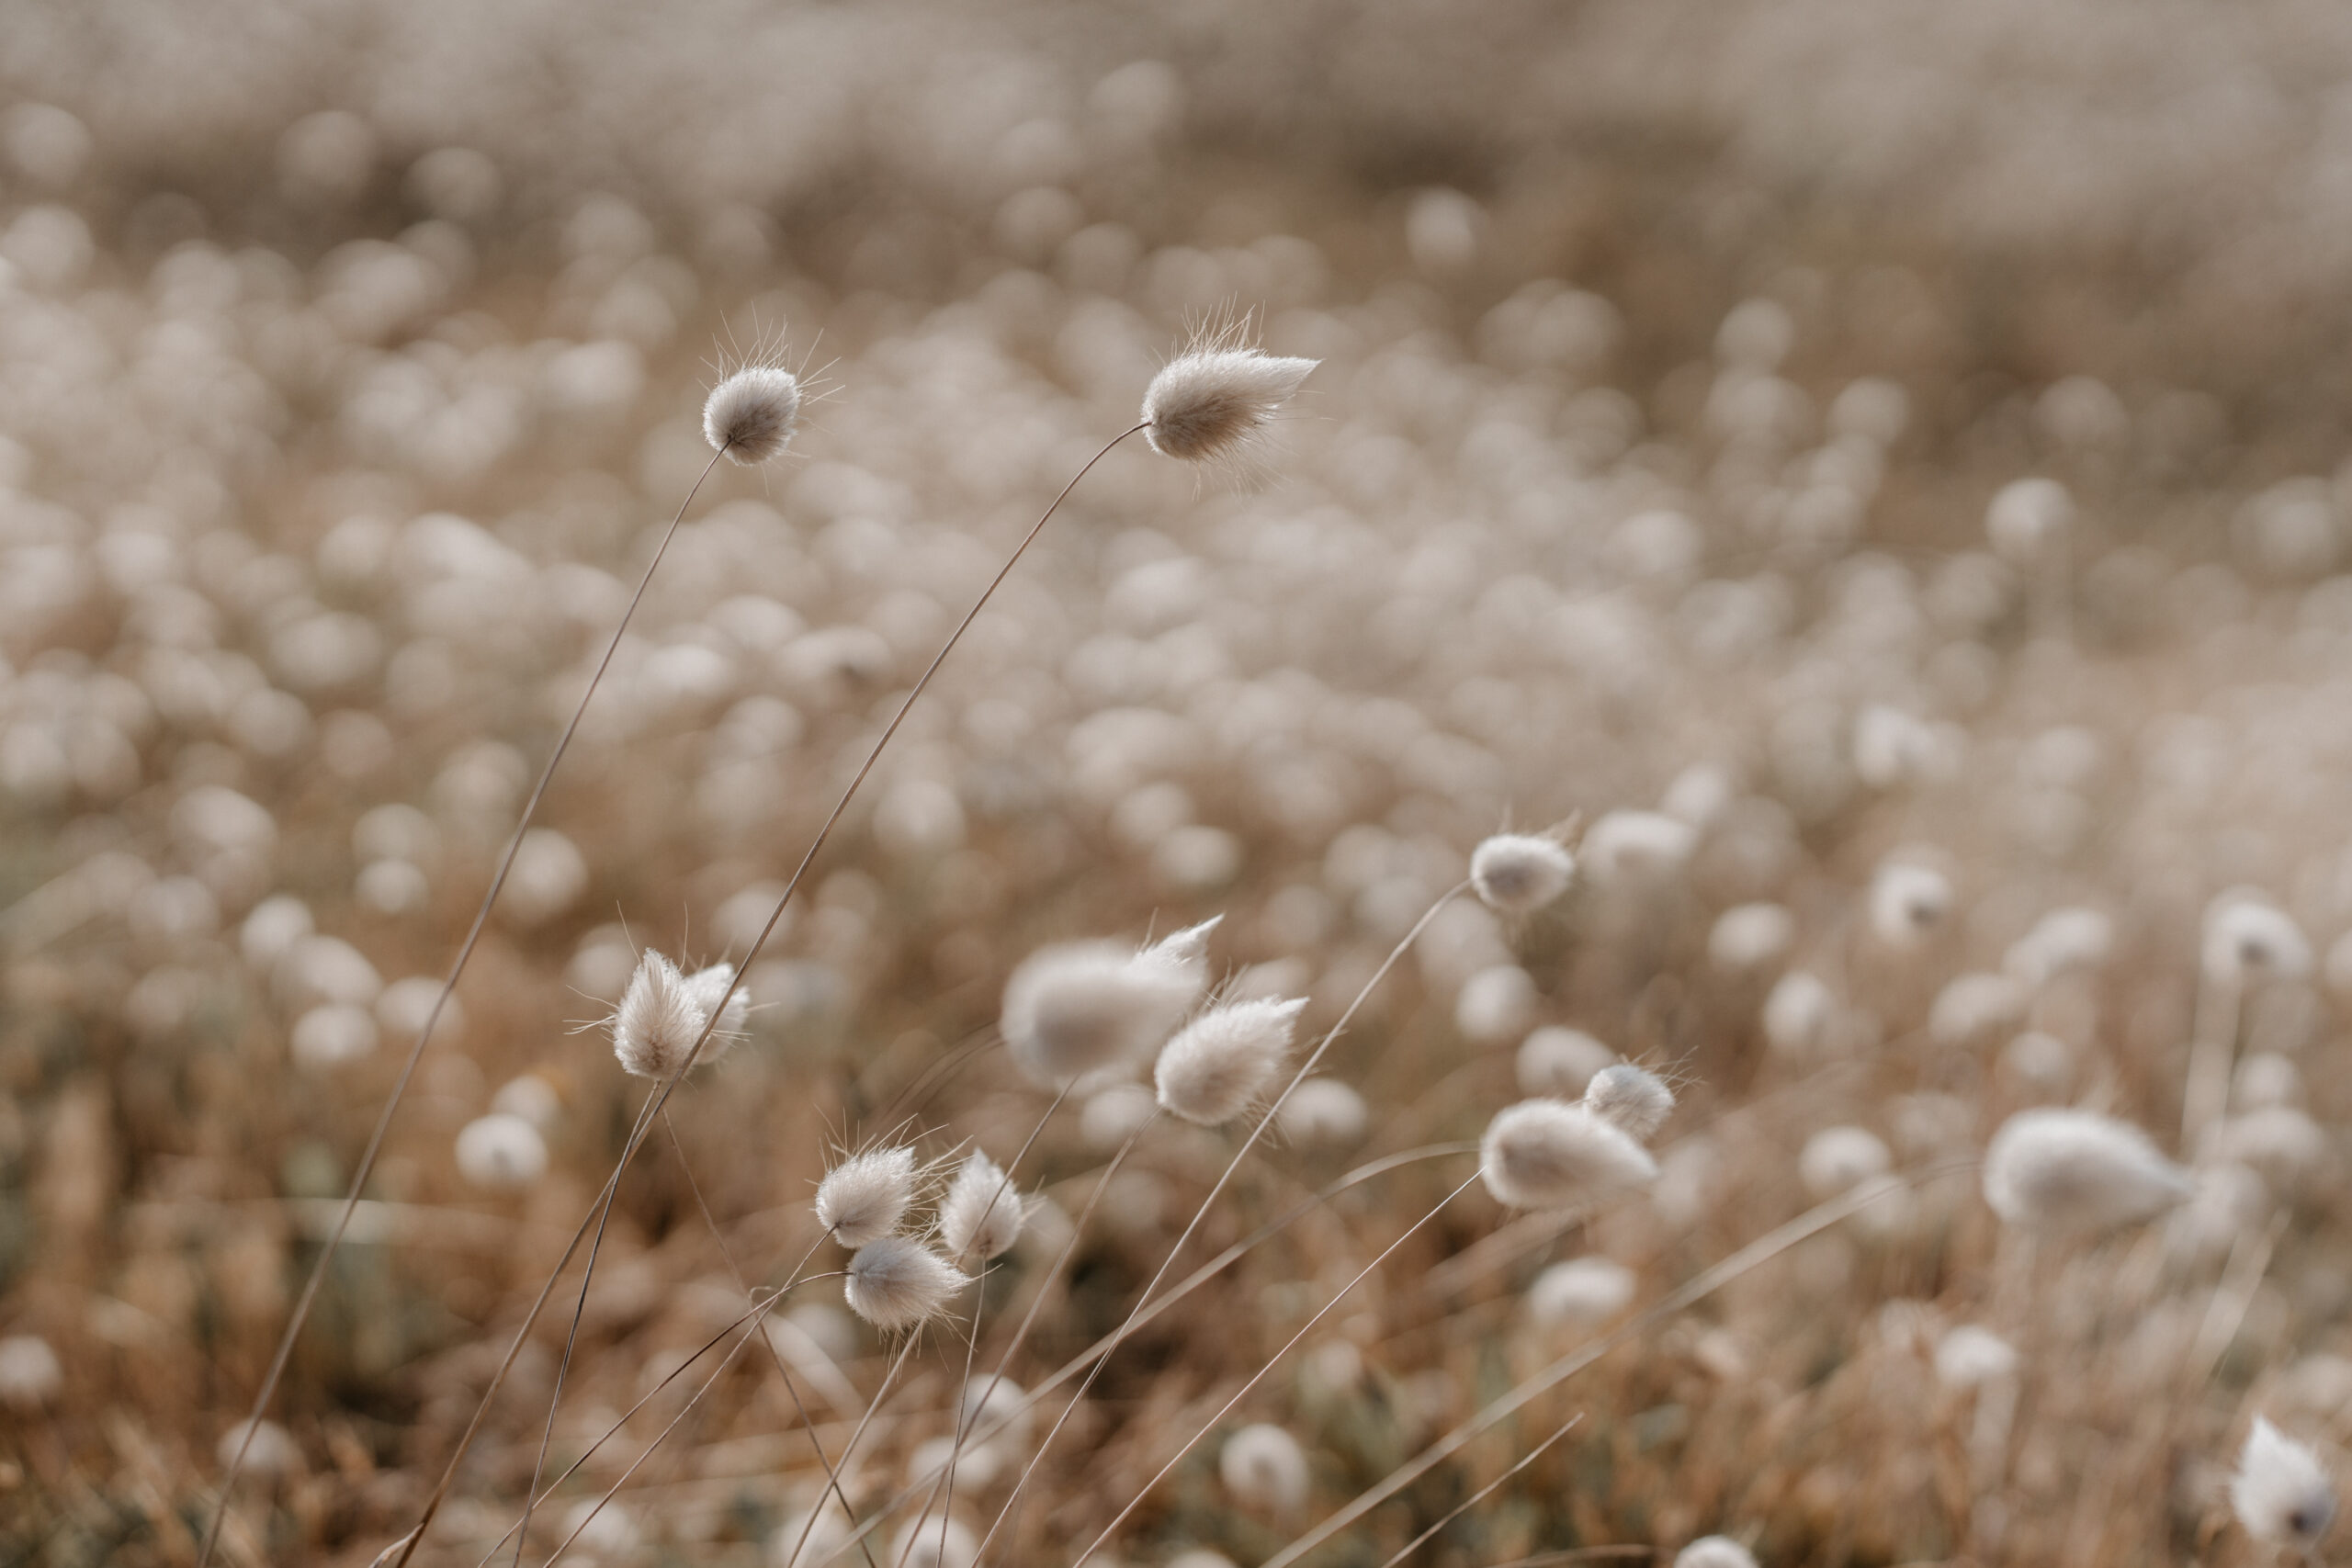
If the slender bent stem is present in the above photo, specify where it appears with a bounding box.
[1065,1173,1482,1568]
[1372,1413,1583,1568]
[204,445,729,1568]
[979,883,1470,1561]
[389,423,1144,1568]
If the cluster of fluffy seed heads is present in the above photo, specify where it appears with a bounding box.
[1154,995,1307,1125]
[815,1145,918,1247]
[999,919,1216,1086]
[1982,1108,2193,1233]
[608,952,746,1078]
[1581,1064,1675,1140]
[1139,334,1318,462]
[1470,832,1577,914]
[842,1235,968,1332]
[939,1150,1025,1261]
[703,365,802,464]
[1479,1099,1658,1210]
[2231,1416,2335,1546]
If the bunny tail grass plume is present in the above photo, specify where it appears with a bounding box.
[684,962,750,1041]
[1155,996,1308,1126]
[1581,1063,1674,1141]
[940,1149,1024,1261]
[703,365,801,464]
[609,950,730,1077]
[1673,1539,1758,1568]
[1219,1423,1310,1516]
[816,1145,919,1247]
[2233,1416,2335,1546]
[842,1235,967,1331]
[1470,832,1577,915]
[1480,1099,1658,1210]
[1000,918,1217,1086]
[1982,1107,2192,1233]
[1140,322,1317,463]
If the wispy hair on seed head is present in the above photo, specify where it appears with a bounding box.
[1140,306,1319,472]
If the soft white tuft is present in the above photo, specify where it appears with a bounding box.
[1672,1538,1758,1568]
[1156,996,1307,1125]
[2232,1416,2335,1545]
[1868,861,1952,949]
[842,1235,967,1331]
[455,1112,548,1192]
[1000,921,1215,1086]
[1470,833,1577,915]
[0,1335,62,1411]
[610,951,706,1077]
[1278,1078,1369,1146]
[1582,1064,1675,1141]
[890,1515,978,1568]
[704,365,802,464]
[1527,1258,1635,1325]
[1480,1099,1659,1210]
[1982,1108,2192,1234]
[1709,902,1794,973]
[1932,1325,2018,1389]
[2202,895,2312,988]
[1798,1125,1892,1201]
[1219,1422,1310,1515]
[939,1149,1025,1261]
[683,962,751,1057]
[816,1145,918,1247]
[1140,333,1317,462]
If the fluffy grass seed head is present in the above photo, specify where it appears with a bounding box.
[1155,995,1307,1125]
[704,365,801,464]
[1799,1125,1893,1201]
[892,1517,979,1568]
[2203,894,2312,987]
[1470,831,1577,914]
[1982,1107,2193,1234]
[1528,1257,1636,1325]
[454,1112,548,1191]
[0,1335,62,1411]
[816,1145,919,1247]
[1000,919,1216,1087]
[940,1149,1025,1261]
[2232,1416,2335,1546]
[1140,323,1317,463]
[842,1235,968,1332]
[684,962,750,1049]
[1219,1422,1310,1516]
[1673,1539,1758,1568]
[1582,1063,1675,1141]
[610,950,717,1077]
[1932,1325,2018,1389]
[1480,1099,1659,1210]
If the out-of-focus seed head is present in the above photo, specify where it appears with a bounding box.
[704,365,801,465]
[218,1417,300,1481]
[0,1335,62,1411]
[1985,476,2074,564]
[455,1111,548,1192]
[1932,1324,2018,1389]
[939,1149,1025,1261]
[1709,902,1794,974]
[1673,1538,1758,1568]
[1798,1125,1892,1201]
[891,1515,978,1568]
[1981,1108,2193,1234]
[1470,832,1576,914]
[816,1145,918,1247]
[1582,1064,1674,1141]
[2231,1416,2335,1546]
[1000,920,1216,1087]
[1278,1077,1368,1146]
[1868,861,1952,949]
[1517,1025,1613,1097]
[1527,1257,1636,1325]
[683,961,751,1063]
[2202,894,2312,988]
[1762,970,1836,1058]
[1155,995,1306,1125]
[1480,1099,1658,1210]
[1140,327,1317,462]
[842,1235,967,1331]
[1219,1422,1310,1515]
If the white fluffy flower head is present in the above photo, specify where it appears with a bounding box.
[1000,918,1216,1087]
[1480,1099,1658,1210]
[1155,995,1307,1125]
[609,950,735,1078]
[1982,1108,2192,1234]
[816,1145,919,1247]
[704,364,801,464]
[2232,1416,2334,1545]
[939,1149,1025,1261]
[1219,1423,1310,1516]
[1581,1064,1675,1141]
[1140,323,1317,463]
[842,1235,968,1331]
[1470,832,1577,915]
